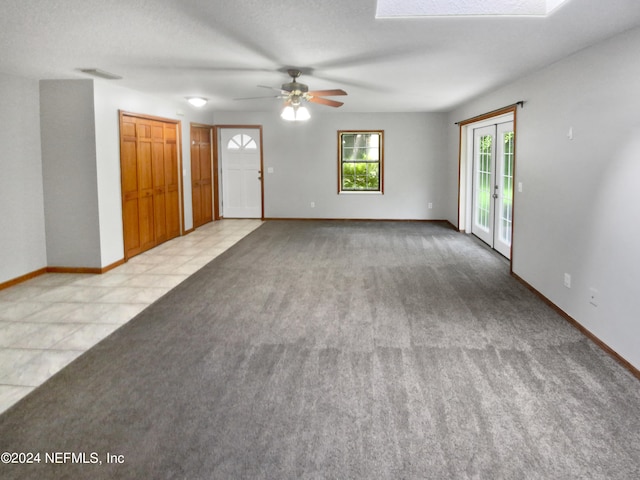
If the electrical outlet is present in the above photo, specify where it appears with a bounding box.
[589,288,599,307]
[310,202,315,208]
[428,202,433,209]
[564,273,571,288]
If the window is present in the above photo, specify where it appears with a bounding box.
[338,130,384,193]
[227,134,257,150]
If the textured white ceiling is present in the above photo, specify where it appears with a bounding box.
[1,0,639,113]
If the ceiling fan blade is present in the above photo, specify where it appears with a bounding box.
[234,95,284,100]
[306,89,347,96]
[307,96,344,108]
[257,84,284,91]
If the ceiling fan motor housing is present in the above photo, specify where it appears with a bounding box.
[282,69,308,94]
[281,81,308,94]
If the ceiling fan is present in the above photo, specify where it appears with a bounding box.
[236,69,347,119]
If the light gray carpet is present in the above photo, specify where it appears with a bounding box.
[1,220,639,479]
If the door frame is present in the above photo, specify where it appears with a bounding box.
[457,104,519,270]
[214,125,265,220]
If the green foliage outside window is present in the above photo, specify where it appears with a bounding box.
[342,162,379,190]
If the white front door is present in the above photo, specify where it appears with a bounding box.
[472,121,514,258]
[219,128,263,218]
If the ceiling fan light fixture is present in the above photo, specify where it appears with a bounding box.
[296,106,311,121]
[281,105,310,122]
[186,97,208,107]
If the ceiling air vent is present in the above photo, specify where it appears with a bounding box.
[78,68,122,80]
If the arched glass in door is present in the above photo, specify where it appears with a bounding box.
[227,134,257,150]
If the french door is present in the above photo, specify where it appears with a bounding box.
[472,121,514,258]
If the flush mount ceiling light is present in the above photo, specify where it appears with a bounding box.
[186,97,208,107]
[77,68,122,80]
[376,0,571,17]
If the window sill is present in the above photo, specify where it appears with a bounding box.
[338,191,383,195]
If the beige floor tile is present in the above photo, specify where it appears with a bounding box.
[32,285,111,303]
[24,273,88,287]
[123,274,189,289]
[22,303,84,323]
[0,301,50,321]
[98,286,168,304]
[0,348,44,379]
[157,245,207,256]
[185,256,217,268]
[145,263,202,275]
[115,263,157,275]
[0,350,83,387]
[129,254,192,266]
[62,303,148,324]
[52,324,121,350]
[0,285,51,302]
[2,323,82,349]
[71,273,134,287]
[0,322,44,348]
[0,385,34,414]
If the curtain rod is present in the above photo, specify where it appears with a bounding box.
[455,101,525,125]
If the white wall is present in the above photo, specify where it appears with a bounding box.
[213,111,448,220]
[93,81,211,267]
[0,73,47,283]
[447,26,640,369]
[3,76,213,279]
[40,79,102,268]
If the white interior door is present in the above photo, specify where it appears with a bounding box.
[472,121,514,258]
[220,128,262,218]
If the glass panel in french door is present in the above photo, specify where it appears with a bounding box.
[494,122,514,258]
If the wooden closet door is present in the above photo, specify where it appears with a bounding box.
[120,113,181,260]
[134,119,156,253]
[190,125,213,229]
[120,117,143,257]
[164,123,180,239]
[151,121,168,244]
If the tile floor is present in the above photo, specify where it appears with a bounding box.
[0,219,263,414]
